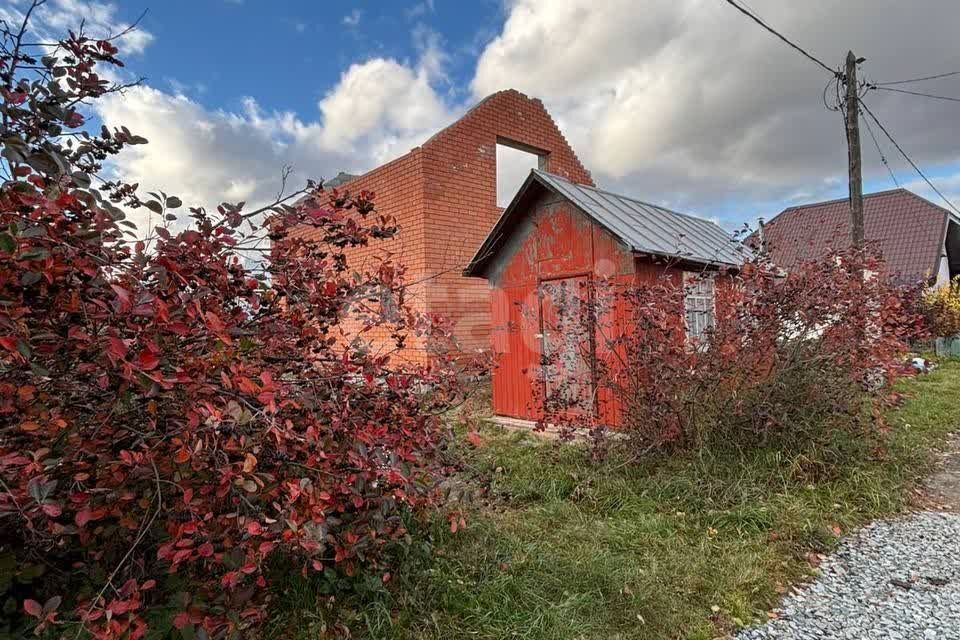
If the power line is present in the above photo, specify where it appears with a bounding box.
[719,0,957,218]
[858,97,960,216]
[875,70,960,86]
[720,0,837,75]
[871,85,960,104]
[859,106,899,188]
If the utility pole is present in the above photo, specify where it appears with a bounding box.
[844,51,865,250]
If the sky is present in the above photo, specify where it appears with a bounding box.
[4,0,960,232]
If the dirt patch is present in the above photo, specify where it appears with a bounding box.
[917,432,960,510]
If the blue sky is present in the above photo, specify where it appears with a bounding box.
[133,1,499,117]
[5,0,960,231]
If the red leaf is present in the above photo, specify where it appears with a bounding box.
[172,611,191,630]
[245,521,262,536]
[167,322,191,336]
[41,503,62,517]
[20,421,40,433]
[137,349,159,371]
[204,311,225,332]
[75,508,93,528]
[466,431,483,448]
[174,448,190,464]
[0,336,18,354]
[23,599,42,617]
[105,336,127,360]
[111,284,132,310]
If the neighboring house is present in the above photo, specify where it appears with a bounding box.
[463,169,747,425]
[292,90,592,363]
[759,189,960,287]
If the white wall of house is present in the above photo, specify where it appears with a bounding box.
[935,242,951,288]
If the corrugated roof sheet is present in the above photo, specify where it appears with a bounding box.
[466,170,749,276]
[760,188,955,284]
[532,170,748,266]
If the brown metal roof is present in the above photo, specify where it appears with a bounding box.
[761,189,955,284]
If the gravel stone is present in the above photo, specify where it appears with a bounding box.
[735,512,960,640]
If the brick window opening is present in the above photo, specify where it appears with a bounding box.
[683,272,715,343]
[496,142,544,208]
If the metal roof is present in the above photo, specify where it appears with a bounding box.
[465,170,749,276]
[759,188,956,285]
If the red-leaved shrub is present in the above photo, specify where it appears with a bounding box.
[535,252,928,451]
[0,13,480,639]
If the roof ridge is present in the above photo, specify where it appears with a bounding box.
[533,169,720,228]
[779,188,908,213]
[466,170,749,276]
[897,188,960,224]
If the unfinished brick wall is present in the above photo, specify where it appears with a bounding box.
[292,89,591,362]
[419,89,593,354]
[288,150,431,361]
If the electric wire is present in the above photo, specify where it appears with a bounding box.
[858,97,960,216]
[720,0,837,75]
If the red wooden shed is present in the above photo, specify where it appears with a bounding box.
[464,170,747,427]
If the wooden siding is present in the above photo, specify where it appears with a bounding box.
[487,193,638,422]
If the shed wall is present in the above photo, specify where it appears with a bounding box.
[488,194,635,421]
[486,199,728,425]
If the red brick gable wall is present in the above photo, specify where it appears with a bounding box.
[291,89,591,362]
[419,89,593,353]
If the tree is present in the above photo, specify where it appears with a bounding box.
[0,6,479,637]
[923,276,960,337]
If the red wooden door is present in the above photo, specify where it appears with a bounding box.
[538,276,594,417]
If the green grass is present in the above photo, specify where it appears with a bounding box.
[269,361,960,640]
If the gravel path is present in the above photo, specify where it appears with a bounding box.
[923,433,960,511]
[735,512,960,640]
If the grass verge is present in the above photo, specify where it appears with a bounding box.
[269,361,960,640]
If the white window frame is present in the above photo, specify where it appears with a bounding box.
[683,271,716,343]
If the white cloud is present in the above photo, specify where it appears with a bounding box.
[0,0,154,55]
[165,77,207,97]
[472,0,960,216]
[342,9,362,28]
[406,0,435,20]
[92,31,457,228]
[65,0,960,236]
[496,144,539,207]
[317,58,452,150]
[900,173,960,214]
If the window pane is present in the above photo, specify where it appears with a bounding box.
[683,272,715,340]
